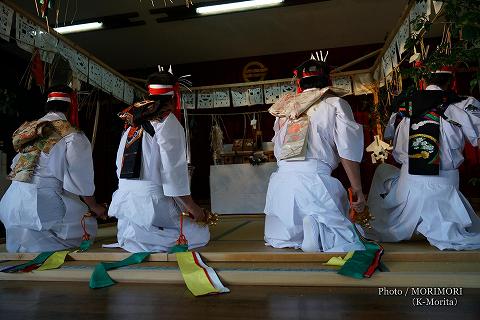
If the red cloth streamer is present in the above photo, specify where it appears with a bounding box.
[173,83,181,121]
[31,49,45,87]
[69,91,79,127]
[148,84,175,96]
[41,0,49,17]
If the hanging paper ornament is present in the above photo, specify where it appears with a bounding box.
[366,135,393,164]
[0,2,14,42]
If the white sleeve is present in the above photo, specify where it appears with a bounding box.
[63,132,95,196]
[445,97,480,147]
[156,114,190,197]
[10,153,20,170]
[330,97,364,162]
[115,130,128,178]
[384,113,398,140]
[271,117,279,142]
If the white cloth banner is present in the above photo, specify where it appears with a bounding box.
[0,2,14,42]
[332,76,353,94]
[101,69,114,93]
[264,83,282,104]
[213,89,230,108]
[112,75,125,101]
[247,86,264,106]
[15,15,36,52]
[396,16,410,56]
[281,82,295,94]
[124,84,134,105]
[198,89,214,109]
[181,92,196,109]
[231,87,249,107]
[34,28,58,63]
[210,163,278,214]
[88,60,103,87]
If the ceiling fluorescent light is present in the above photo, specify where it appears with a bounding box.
[196,0,284,15]
[54,22,104,34]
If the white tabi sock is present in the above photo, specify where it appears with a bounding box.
[301,215,321,252]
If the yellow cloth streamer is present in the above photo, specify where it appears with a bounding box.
[323,251,354,266]
[176,252,229,297]
[36,251,70,271]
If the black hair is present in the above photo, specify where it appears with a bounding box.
[426,72,452,89]
[299,76,330,90]
[145,71,177,115]
[294,60,330,90]
[44,85,72,113]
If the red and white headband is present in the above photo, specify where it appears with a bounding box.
[47,92,71,103]
[148,84,175,96]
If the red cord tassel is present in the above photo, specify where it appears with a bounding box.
[176,212,189,246]
[173,83,181,121]
[69,91,79,127]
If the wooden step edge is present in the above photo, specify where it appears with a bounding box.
[1,250,479,263]
[1,269,479,288]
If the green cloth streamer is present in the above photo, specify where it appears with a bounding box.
[79,240,93,252]
[169,244,189,253]
[89,252,150,289]
[338,242,380,279]
[2,252,54,273]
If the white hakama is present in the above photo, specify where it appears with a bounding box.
[109,113,209,253]
[366,85,480,250]
[0,112,97,252]
[264,96,365,252]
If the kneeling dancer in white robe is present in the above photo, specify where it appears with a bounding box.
[366,72,480,250]
[109,71,209,253]
[264,58,366,252]
[0,85,105,252]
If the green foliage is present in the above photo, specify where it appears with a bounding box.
[404,0,480,91]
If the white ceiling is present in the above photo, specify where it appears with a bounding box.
[14,0,409,70]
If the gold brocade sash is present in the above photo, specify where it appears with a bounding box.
[8,120,77,182]
[268,87,347,160]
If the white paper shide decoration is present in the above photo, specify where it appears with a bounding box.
[281,82,295,94]
[0,2,14,42]
[101,69,114,94]
[264,83,282,104]
[88,60,103,87]
[124,84,134,105]
[181,92,196,109]
[112,76,125,101]
[34,28,58,63]
[197,89,214,109]
[73,51,89,78]
[231,87,248,107]
[247,86,264,106]
[16,15,36,52]
[332,76,353,94]
[410,0,428,35]
[57,41,77,65]
[213,89,230,108]
[396,17,410,56]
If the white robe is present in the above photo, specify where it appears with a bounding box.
[109,113,209,253]
[366,85,480,250]
[0,112,97,252]
[264,94,365,252]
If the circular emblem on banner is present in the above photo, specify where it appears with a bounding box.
[243,61,268,82]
